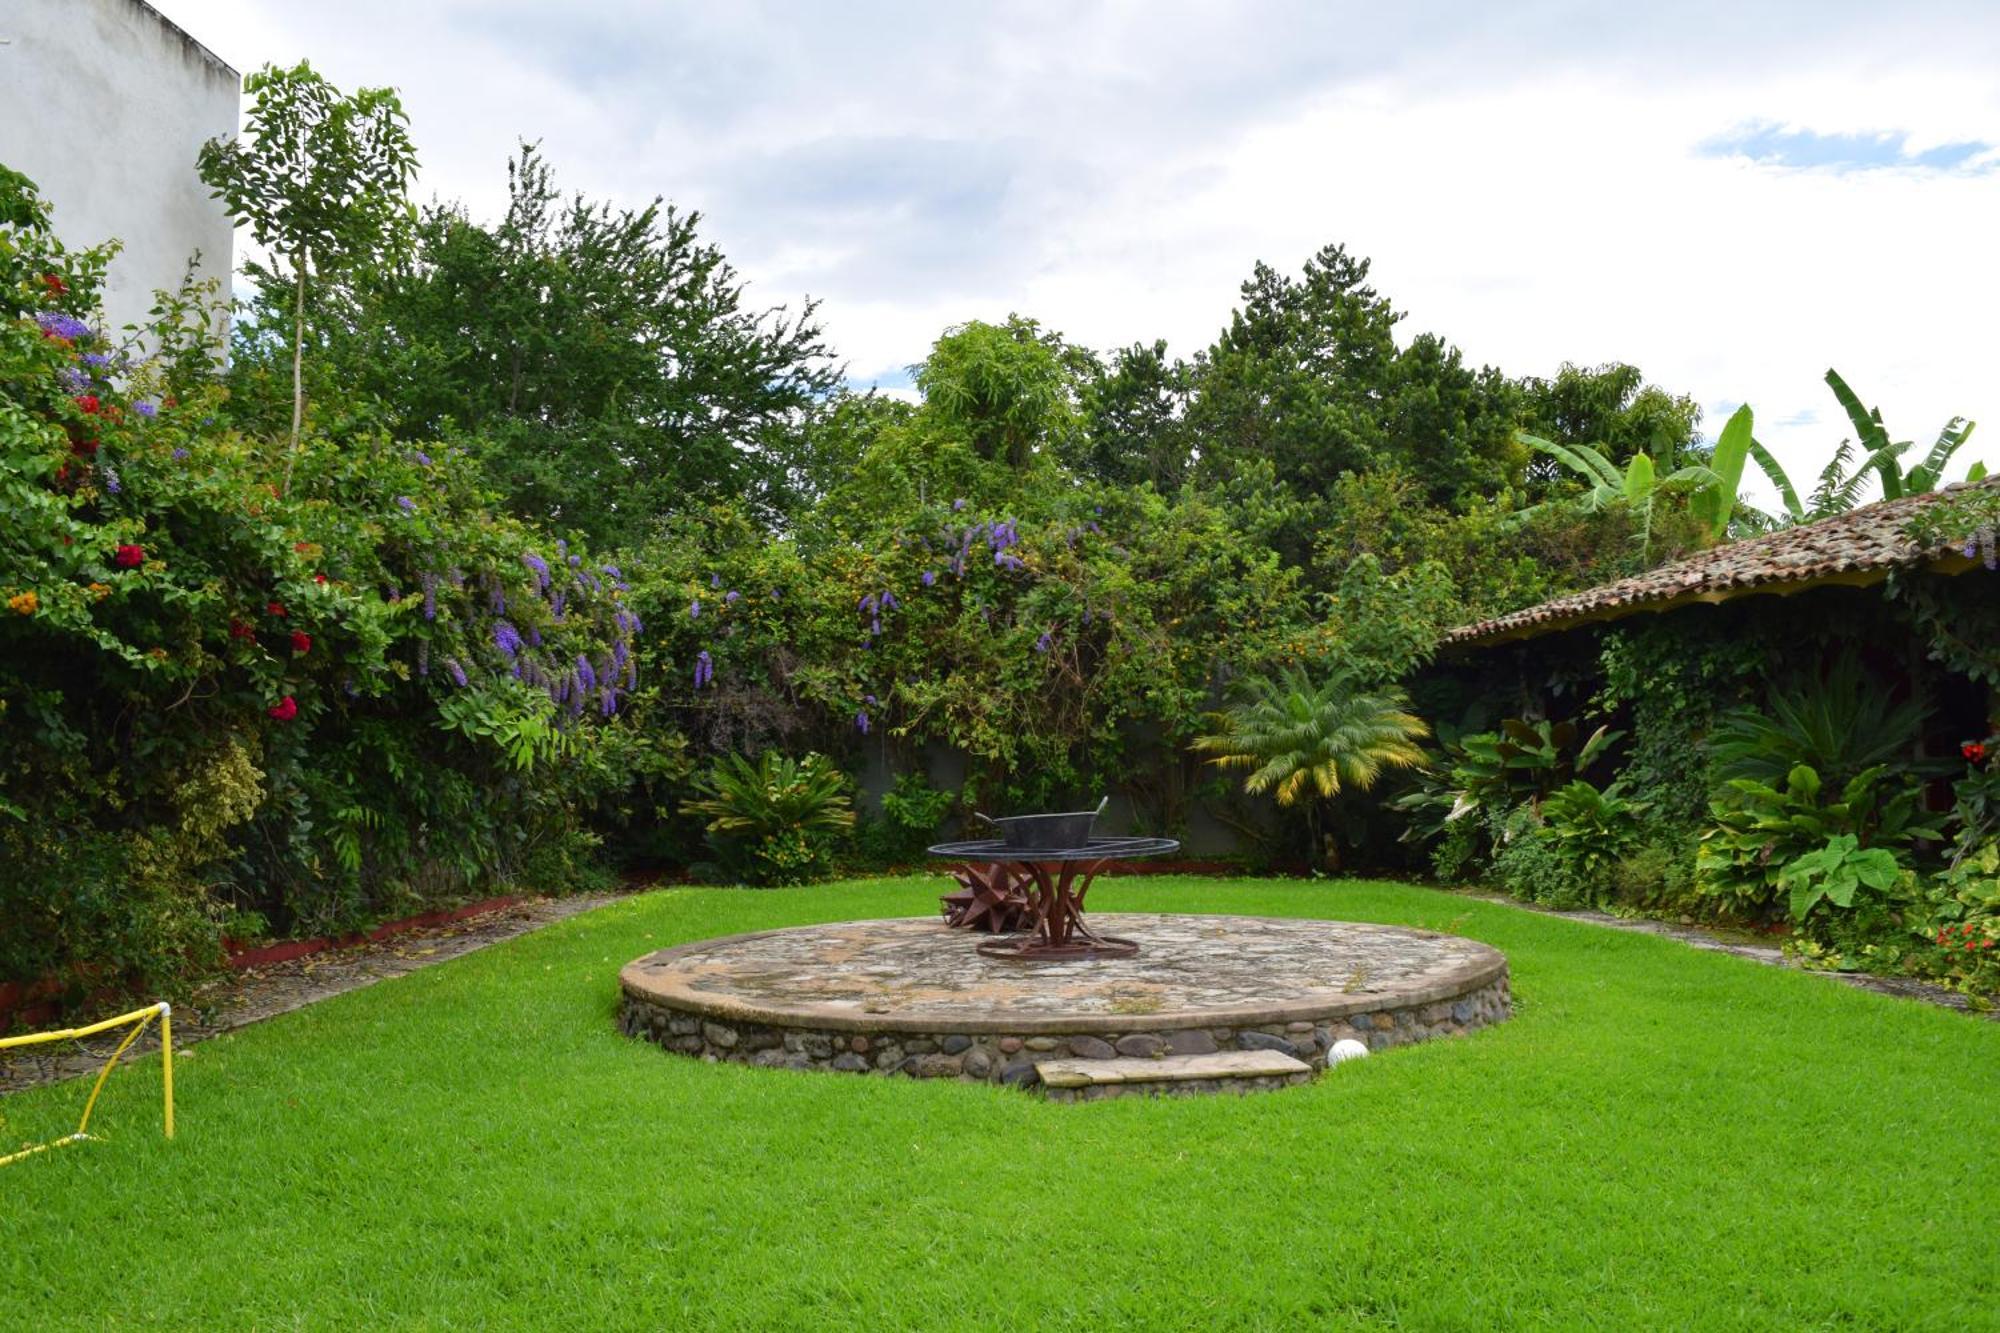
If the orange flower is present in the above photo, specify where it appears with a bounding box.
[7,590,38,616]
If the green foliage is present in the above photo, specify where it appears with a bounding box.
[857,771,957,866]
[1777,833,1903,922]
[1195,670,1428,807]
[1695,764,1939,917]
[1747,369,1980,526]
[300,144,841,542]
[1539,779,1649,893]
[1491,824,1595,909]
[1446,717,1620,820]
[684,751,855,885]
[198,61,418,468]
[0,165,631,1001]
[1706,653,1930,789]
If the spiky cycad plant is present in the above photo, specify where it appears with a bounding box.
[1194,668,1429,870]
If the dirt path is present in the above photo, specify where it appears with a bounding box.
[0,891,629,1094]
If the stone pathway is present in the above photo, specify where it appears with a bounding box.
[1451,889,1997,1019]
[0,891,628,1094]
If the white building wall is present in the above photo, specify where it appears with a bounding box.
[0,0,237,337]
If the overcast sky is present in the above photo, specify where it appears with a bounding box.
[154,1,2000,505]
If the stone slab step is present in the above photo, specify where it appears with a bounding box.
[1035,1050,1311,1088]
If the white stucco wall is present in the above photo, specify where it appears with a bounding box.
[0,0,237,338]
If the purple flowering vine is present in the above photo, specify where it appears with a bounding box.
[693,650,714,689]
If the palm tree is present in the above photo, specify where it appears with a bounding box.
[1193,668,1429,869]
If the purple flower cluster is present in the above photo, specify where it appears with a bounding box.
[35,311,91,341]
[693,650,714,689]
[522,551,551,592]
[134,400,158,420]
[855,709,871,734]
[396,496,417,516]
[493,620,524,659]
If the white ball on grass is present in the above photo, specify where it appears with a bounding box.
[1328,1038,1369,1065]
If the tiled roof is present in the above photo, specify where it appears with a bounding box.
[1443,476,1998,647]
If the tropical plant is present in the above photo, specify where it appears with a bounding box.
[1747,370,1982,528]
[1778,834,1904,922]
[197,61,419,480]
[1706,653,1931,789]
[1445,717,1621,820]
[1517,405,1774,552]
[1695,764,1940,916]
[1539,779,1649,883]
[1194,668,1428,867]
[684,751,855,885]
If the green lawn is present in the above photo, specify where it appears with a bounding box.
[3,877,1995,1330]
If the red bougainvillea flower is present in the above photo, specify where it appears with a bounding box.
[112,544,145,569]
[74,395,99,415]
[266,601,287,617]
[313,573,328,585]
[1963,742,1987,764]
[290,630,312,656]
[267,695,298,722]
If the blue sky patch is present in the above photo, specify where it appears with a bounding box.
[1701,123,1994,173]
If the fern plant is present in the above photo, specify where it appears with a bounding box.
[684,751,855,885]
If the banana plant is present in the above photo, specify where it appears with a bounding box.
[1823,368,1980,501]
[1518,403,1773,551]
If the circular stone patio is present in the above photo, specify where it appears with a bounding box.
[618,914,1509,1088]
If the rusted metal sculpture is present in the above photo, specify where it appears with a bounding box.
[938,862,1033,933]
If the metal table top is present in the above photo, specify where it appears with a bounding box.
[926,836,1181,864]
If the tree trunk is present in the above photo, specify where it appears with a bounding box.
[282,255,306,494]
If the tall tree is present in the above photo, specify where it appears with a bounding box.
[246,143,842,544]
[198,61,418,488]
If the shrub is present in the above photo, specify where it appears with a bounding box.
[858,771,956,866]
[1491,822,1595,910]
[1695,764,1939,920]
[684,751,855,885]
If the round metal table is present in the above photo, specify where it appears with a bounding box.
[926,836,1180,961]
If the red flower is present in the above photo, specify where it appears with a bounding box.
[267,695,298,722]
[1963,742,1988,764]
[74,395,99,415]
[293,542,312,554]
[42,274,67,297]
[313,573,328,585]
[113,544,145,569]
[71,436,98,456]
[290,630,312,656]
[229,619,255,641]
[266,601,287,617]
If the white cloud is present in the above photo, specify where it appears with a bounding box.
[150,1,2000,507]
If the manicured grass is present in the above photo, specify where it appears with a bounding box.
[3,877,1996,1329]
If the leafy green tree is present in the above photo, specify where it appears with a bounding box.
[1517,362,1702,476]
[198,61,418,484]
[232,143,841,542]
[1185,244,1520,567]
[913,316,1081,471]
[1194,669,1429,867]
[1074,339,1194,493]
